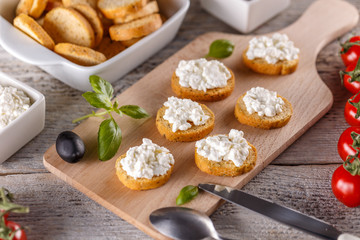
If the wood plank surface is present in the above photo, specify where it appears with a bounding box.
[41,1,358,239]
[1,0,360,239]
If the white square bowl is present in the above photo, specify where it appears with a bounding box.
[0,0,190,92]
[0,72,45,164]
[200,0,290,33]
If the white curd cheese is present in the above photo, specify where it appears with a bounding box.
[243,87,284,117]
[163,96,210,132]
[246,33,299,64]
[0,85,30,129]
[120,138,174,179]
[175,58,231,92]
[195,129,250,167]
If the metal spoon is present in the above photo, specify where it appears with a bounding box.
[149,207,233,240]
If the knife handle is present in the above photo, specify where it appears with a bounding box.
[338,233,360,240]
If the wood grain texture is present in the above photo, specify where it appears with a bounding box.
[1,0,360,239]
[41,1,358,238]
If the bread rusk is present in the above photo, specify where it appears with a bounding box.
[95,37,125,59]
[13,13,55,50]
[97,0,148,19]
[120,37,142,47]
[62,0,97,9]
[242,49,299,75]
[45,0,63,12]
[29,0,48,18]
[16,0,34,16]
[234,92,293,129]
[109,13,162,41]
[43,7,95,48]
[115,154,174,190]
[113,1,159,24]
[171,69,235,102]
[54,43,106,66]
[72,4,104,47]
[156,102,215,142]
[195,141,257,177]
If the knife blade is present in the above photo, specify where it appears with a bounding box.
[198,183,359,240]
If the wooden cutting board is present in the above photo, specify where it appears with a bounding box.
[43,0,358,239]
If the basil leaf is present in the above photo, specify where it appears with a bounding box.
[98,119,122,161]
[82,92,112,110]
[206,39,235,59]
[176,185,199,205]
[89,75,114,99]
[119,105,149,119]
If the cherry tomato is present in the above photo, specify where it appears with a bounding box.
[337,127,360,161]
[4,221,27,240]
[1,210,8,225]
[344,93,360,126]
[343,63,360,94]
[341,36,360,67]
[332,165,360,207]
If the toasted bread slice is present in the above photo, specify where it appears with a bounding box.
[14,13,55,50]
[72,4,103,47]
[234,92,293,129]
[242,48,299,75]
[195,141,257,177]
[115,153,174,190]
[29,0,48,18]
[16,0,34,15]
[62,0,97,9]
[43,7,95,48]
[45,0,63,12]
[98,0,147,19]
[171,68,235,102]
[109,13,162,41]
[95,36,125,59]
[113,1,158,24]
[156,103,215,142]
[54,43,106,66]
[120,37,142,47]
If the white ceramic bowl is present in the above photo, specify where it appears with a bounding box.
[0,0,189,92]
[0,72,45,164]
[200,0,290,33]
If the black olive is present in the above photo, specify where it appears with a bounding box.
[56,131,85,163]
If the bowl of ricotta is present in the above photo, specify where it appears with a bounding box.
[0,71,45,164]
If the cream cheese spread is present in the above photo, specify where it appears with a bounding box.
[243,86,284,117]
[0,85,30,129]
[120,138,175,179]
[163,96,210,132]
[195,129,250,167]
[175,58,231,92]
[246,33,299,64]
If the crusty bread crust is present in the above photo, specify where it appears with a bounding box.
[72,4,104,47]
[54,43,106,66]
[195,142,257,177]
[29,0,48,18]
[234,93,293,129]
[171,68,235,101]
[13,13,55,50]
[115,154,174,190]
[242,48,299,75]
[98,0,148,19]
[156,103,215,142]
[43,7,95,48]
[113,1,159,24]
[109,13,162,41]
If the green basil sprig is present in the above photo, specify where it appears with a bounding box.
[73,75,149,161]
[205,39,235,59]
[176,185,199,205]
